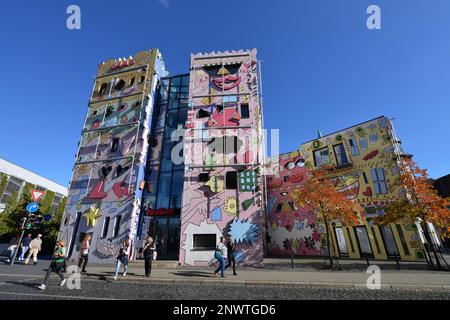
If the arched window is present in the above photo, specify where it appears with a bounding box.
[98,83,108,96]
[114,79,126,91]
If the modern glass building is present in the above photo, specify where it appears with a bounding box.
[136,74,189,260]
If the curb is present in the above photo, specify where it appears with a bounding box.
[82,273,450,291]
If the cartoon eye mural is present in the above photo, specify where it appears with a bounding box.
[285,162,295,170]
[336,134,343,142]
[312,140,321,149]
[295,159,305,167]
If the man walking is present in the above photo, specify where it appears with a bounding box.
[225,236,237,276]
[19,233,32,261]
[37,241,66,290]
[25,234,42,265]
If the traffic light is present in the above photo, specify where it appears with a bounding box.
[26,214,43,229]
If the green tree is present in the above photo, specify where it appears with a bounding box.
[0,173,8,197]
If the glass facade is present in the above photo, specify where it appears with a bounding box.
[138,74,189,260]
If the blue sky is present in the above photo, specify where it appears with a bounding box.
[0,0,449,187]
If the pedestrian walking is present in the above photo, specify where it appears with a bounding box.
[37,241,67,290]
[113,239,130,280]
[25,234,43,265]
[143,236,156,277]
[19,233,32,261]
[5,235,20,263]
[78,234,91,273]
[214,237,228,278]
[225,236,237,276]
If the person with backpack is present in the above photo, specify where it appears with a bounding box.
[213,237,228,278]
[37,241,67,290]
[113,239,130,280]
[78,234,91,273]
[25,234,43,265]
[143,236,156,277]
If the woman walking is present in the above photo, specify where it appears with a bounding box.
[37,241,66,290]
[214,237,228,278]
[143,236,156,277]
[78,234,91,273]
[113,239,130,280]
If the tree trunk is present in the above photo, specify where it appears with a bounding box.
[324,216,333,269]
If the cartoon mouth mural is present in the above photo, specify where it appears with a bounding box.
[267,178,283,189]
[212,75,241,91]
[289,173,304,183]
[337,181,360,200]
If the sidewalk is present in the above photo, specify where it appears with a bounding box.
[77,259,450,291]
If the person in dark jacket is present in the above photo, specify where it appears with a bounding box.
[19,233,32,261]
[225,236,237,275]
[143,236,156,277]
[113,239,130,280]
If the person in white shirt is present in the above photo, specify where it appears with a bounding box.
[214,237,228,278]
[25,234,43,265]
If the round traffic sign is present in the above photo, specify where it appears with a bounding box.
[26,202,39,213]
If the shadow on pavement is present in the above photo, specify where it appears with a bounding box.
[171,270,215,278]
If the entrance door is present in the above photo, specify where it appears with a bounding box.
[334,227,348,256]
[380,225,399,258]
[355,226,374,258]
[149,216,180,260]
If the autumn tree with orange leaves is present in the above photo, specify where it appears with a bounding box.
[378,159,450,270]
[295,169,363,269]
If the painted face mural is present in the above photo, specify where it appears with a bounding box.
[265,152,323,257]
[211,66,241,91]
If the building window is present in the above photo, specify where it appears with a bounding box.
[225,171,238,189]
[348,139,360,156]
[371,168,388,194]
[114,79,126,91]
[101,217,110,238]
[333,144,349,165]
[362,172,368,184]
[275,203,283,213]
[111,138,120,153]
[113,215,122,238]
[222,95,238,104]
[334,227,349,255]
[371,226,382,254]
[98,83,108,96]
[197,109,211,118]
[193,234,216,250]
[355,226,374,257]
[129,77,135,86]
[313,147,330,166]
[199,173,210,182]
[283,176,289,182]
[240,104,250,119]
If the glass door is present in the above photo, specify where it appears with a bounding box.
[165,217,181,260]
[380,225,399,258]
[355,226,374,258]
[334,227,349,256]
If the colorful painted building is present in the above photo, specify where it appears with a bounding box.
[58,49,167,263]
[266,116,426,262]
[179,49,266,266]
[58,48,427,265]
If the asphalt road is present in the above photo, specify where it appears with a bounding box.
[0,272,449,300]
